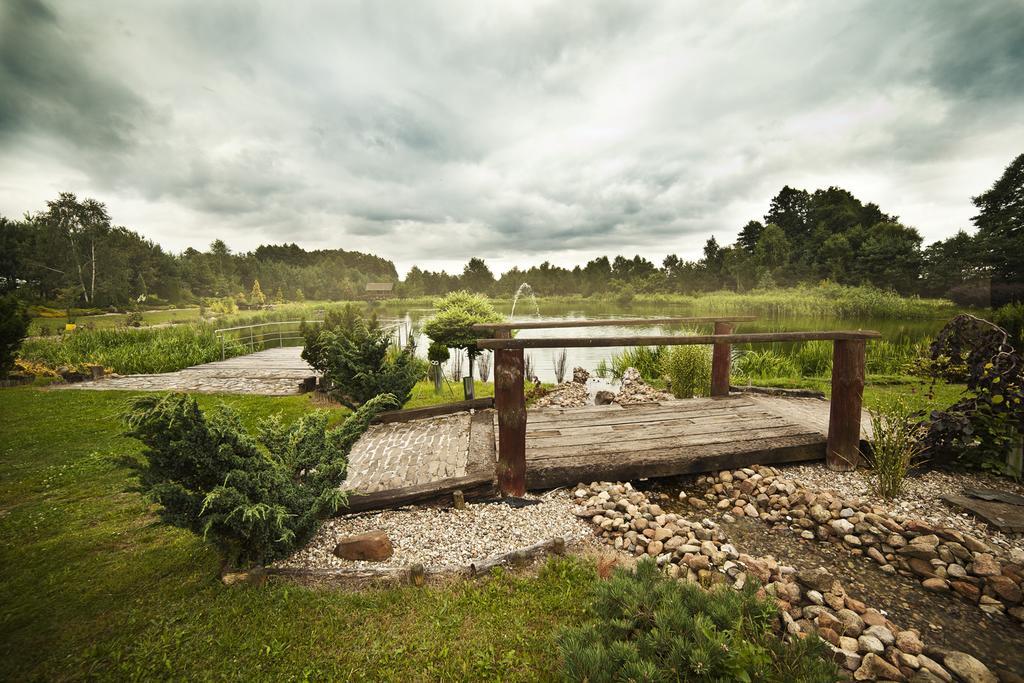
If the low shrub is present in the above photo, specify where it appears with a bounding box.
[661,344,711,398]
[558,559,838,682]
[303,304,424,409]
[1,294,31,378]
[123,392,398,567]
[863,398,925,498]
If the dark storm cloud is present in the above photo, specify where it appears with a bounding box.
[0,0,1022,273]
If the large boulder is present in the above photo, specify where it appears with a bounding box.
[334,530,394,561]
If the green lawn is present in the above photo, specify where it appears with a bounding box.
[0,388,593,682]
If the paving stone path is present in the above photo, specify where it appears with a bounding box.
[63,346,318,395]
[344,413,474,493]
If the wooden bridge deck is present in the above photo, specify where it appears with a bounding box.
[342,394,869,512]
[522,395,864,488]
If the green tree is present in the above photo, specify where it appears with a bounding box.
[736,220,764,254]
[423,291,503,381]
[249,279,266,306]
[815,233,853,282]
[460,257,496,294]
[973,153,1024,305]
[754,223,791,279]
[856,222,923,294]
[764,185,810,243]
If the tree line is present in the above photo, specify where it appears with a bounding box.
[2,154,1020,309]
[401,154,1022,307]
[0,193,397,308]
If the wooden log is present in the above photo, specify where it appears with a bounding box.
[342,473,495,513]
[495,347,527,497]
[371,397,495,424]
[477,330,881,350]
[711,321,733,397]
[471,316,756,331]
[452,489,466,510]
[826,339,866,471]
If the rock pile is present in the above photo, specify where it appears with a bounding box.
[680,465,1024,624]
[574,481,1004,682]
[614,367,673,405]
[532,381,590,408]
[572,367,590,384]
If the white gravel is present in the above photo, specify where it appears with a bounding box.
[276,490,594,571]
[784,463,1024,555]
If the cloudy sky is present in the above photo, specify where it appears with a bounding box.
[1,0,1022,276]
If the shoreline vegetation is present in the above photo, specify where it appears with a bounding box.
[17,284,971,381]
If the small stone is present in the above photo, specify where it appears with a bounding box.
[986,574,1022,603]
[854,652,905,681]
[864,624,894,646]
[971,553,1000,577]
[896,630,924,655]
[809,504,831,523]
[922,577,949,592]
[831,519,855,535]
[942,651,998,683]
[836,608,865,637]
[918,654,953,682]
[857,633,885,655]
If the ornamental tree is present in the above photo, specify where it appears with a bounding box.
[422,291,503,381]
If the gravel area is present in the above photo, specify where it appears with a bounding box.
[276,491,594,571]
[783,463,1024,556]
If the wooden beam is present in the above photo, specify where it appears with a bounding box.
[495,347,527,497]
[477,330,881,350]
[826,339,867,471]
[371,397,495,424]
[471,316,756,331]
[342,474,495,513]
[711,321,733,397]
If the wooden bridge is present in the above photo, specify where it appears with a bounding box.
[341,316,878,511]
[474,316,879,497]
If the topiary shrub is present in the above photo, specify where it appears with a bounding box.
[0,294,31,378]
[302,304,424,409]
[559,559,838,682]
[422,291,503,382]
[123,392,398,567]
[661,344,712,398]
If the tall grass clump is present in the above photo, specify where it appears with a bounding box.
[661,345,711,398]
[610,345,665,381]
[863,398,925,498]
[18,325,232,375]
[734,350,799,380]
[558,559,839,683]
[681,283,956,319]
[552,348,568,384]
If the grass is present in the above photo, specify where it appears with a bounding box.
[405,378,495,408]
[0,387,594,681]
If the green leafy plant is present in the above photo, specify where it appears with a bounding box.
[922,313,1023,473]
[558,559,838,683]
[302,304,423,409]
[661,344,712,398]
[123,392,397,567]
[863,398,925,498]
[0,294,31,378]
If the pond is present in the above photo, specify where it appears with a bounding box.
[379,300,952,383]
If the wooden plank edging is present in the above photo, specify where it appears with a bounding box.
[371,397,495,424]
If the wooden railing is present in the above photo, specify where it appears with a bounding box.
[472,318,880,496]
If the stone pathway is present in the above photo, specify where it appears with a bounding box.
[63,346,317,395]
[344,413,474,493]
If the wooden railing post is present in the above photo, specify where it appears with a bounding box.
[826,339,866,471]
[711,321,733,397]
[495,347,527,496]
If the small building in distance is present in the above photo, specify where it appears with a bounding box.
[365,282,394,300]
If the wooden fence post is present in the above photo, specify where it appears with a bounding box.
[711,321,733,397]
[826,339,866,471]
[495,347,527,497]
